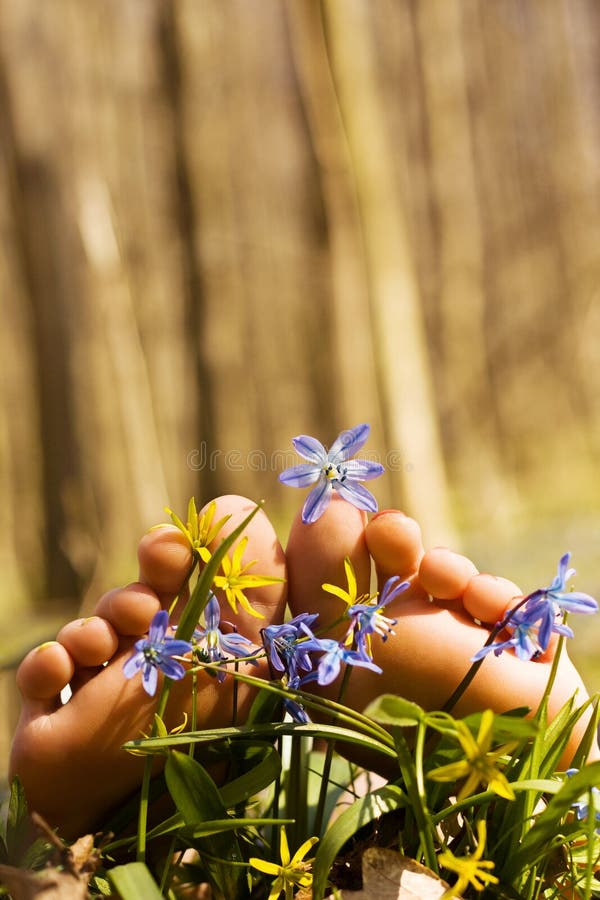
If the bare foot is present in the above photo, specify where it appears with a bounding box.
[9,496,287,840]
[286,498,599,766]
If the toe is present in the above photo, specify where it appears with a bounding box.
[205,495,287,642]
[419,548,479,603]
[16,641,75,702]
[365,510,428,604]
[95,583,161,636]
[287,494,370,639]
[463,573,523,624]
[138,525,193,601]
[56,616,119,668]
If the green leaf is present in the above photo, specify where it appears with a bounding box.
[166,751,228,825]
[108,861,164,900]
[312,785,407,900]
[127,721,396,760]
[165,751,246,900]
[0,777,48,869]
[219,744,281,808]
[364,694,425,726]
[503,760,600,880]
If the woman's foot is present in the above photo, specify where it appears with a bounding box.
[286,498,599,766]
[8,496,287,840]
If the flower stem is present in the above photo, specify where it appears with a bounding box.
[441,593,534,714]
[313,664,353,837]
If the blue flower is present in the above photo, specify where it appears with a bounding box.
[299,625,382,687]
[282,676,310,724]
[566,769,600,834]
[347,575,407,658]
[472,608,545,663]
[123,610,192,696]
[261,613,318,682]
[279,424,384,524]
[524,552,598,649]
[193,593,257,682]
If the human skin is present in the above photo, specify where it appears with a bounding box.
[9,495,599,840]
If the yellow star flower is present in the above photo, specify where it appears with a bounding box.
[438,820,499,897]
[322,556,366,608]
[212,536,284,619]
[249,827,318,900]
[428,709,517,801]
[165,498,231,563]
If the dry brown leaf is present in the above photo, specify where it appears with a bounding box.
[340,847,459,900]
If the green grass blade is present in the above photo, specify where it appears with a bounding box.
[126,721,397,760]
[108,862,164,900]
[311,785,407,900]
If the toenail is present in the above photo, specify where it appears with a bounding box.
[370,509,405,521]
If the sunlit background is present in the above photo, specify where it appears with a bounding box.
[1,1,600,771]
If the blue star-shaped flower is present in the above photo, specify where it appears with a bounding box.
[524,552,598,649]
[471,608,545,663]
[193,593,257,682]
[123,610,192,696]
[261,612,318,682]
[347,575,407,658]
[279,423,384,524]
[566,769,600,834]
[298,624,382,687]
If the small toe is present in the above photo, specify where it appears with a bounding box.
[419,548,479,601]
[463,573,523,624]
[56,617,119,668]
[95,583,161,636]
[16,641,75,702]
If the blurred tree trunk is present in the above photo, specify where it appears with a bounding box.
[323,0,456,545]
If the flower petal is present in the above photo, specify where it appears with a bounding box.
[123,652,144,679]
[344,458,385,481]
[148,609,169,643]
[335,481,378,513]
[555,591,598,613]
[142,664,159,696]
[291,434,327,464]
[302,478,332,523]
[164,640,193,656]
[159,657,186,681]
[279,463,321,488]
[329,423,370,460]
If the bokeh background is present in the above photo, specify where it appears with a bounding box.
[1,0,600,771]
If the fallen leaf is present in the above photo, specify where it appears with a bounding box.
[341,847,459,900]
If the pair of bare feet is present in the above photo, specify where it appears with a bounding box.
[8,495,599,841]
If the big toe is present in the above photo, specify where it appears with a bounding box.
[365,510,429,607]
[287,495,370,639]
[138,524,194,603]
[205,495,287,642]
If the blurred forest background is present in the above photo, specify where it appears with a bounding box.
[1,0,600,769]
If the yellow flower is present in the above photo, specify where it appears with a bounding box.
[428,709,516,801]
[322,556,366,608]
[212,536,284,619]
[165,498,231,562]
[438,820,499,897]
[250,827,318,900]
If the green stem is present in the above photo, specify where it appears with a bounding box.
[441,593,535,714]
[313,664,353,838]
[583,789,596,900]
[394,727,438,872]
